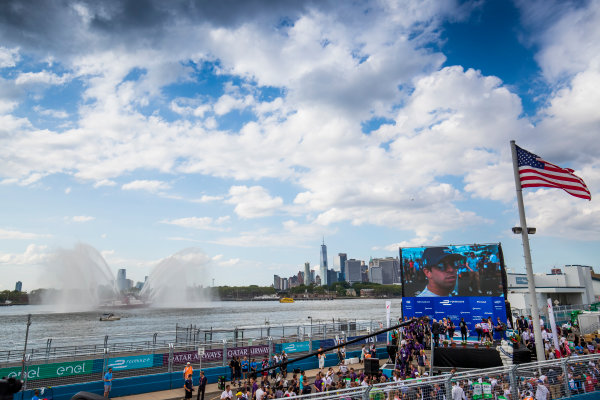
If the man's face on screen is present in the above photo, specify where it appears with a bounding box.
[424,260,458,294]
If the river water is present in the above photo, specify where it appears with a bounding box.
[0,299,402,351]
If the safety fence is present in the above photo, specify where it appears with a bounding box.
[2,322,389,392]
[289,353,600,400]
[0,319,376,365]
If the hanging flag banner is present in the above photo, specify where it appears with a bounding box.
[386,300,391,344]
[547,298,560,351]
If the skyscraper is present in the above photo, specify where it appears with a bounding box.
[336,253,347,281]
[15,281,22,292]
[320,239,328,286]
[345,259,363,284]
[116,268,127,291]
[304,262,311,285]
[327,269,338,285]
[368,266,383,284]
[274,275,281,290]
[371,257,400,284]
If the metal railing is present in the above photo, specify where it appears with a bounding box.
[288,353,600,400]
[5,321,378,392]
[1,320,372,366]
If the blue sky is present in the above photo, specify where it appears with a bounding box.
[0,0,599,291]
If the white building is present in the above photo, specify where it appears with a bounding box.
[507,265,596,311]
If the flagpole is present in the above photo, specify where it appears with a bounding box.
[510,140,546,362]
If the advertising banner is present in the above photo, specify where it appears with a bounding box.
[281,341,310,353]
[347,333,387,344]
[167,344,270,365]
[0,360,94,381]
[402,296,507,332]
[107,354,156,371]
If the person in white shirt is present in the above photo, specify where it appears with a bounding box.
[255,385,265,400]
[324,374,333,388]
[339,363,348,374]
[452,382,466,400]
[535,380,549,400]
[220,385,233,400]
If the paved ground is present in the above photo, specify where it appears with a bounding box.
[112,359,379,400]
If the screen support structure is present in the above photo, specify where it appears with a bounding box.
[510,140,545,363]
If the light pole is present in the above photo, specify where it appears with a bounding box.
[308,316,312,337]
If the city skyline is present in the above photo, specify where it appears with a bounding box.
[1,1,599,290]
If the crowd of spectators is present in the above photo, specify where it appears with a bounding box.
[211,316,600,400]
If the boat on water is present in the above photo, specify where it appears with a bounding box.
[99,313,121,321]
[279,297,295,303]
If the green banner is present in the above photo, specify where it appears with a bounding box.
[0,360,94,381]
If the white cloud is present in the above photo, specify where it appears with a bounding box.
[212,219,331,248]
[65,187,72,194]
[0,228,49,240]
[161,216,230,230]
[70,215,95,223]
[15,71,71,86]
[227,185,283,218]
[381,234,442,251]
[34,106,69,119]
[0,46,20,68]
[0,244,49,265]
[94,179,117,188]
[212,254,240,267]
[526,1,600,82]
[213,93,254,116]
[192,195,224,203]
[522,190,600,241]
[122,180,171,193]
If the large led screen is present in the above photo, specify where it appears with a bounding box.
[400,243,508,330]
[400,243,506,298]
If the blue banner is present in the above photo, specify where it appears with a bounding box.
[281,341,310,353]
[107,354,156,371]
[402,296,507,332]
[312,339,335,349]
[347,333,387,344]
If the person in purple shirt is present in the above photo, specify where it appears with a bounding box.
[398,342,410,375]
[250,378,258,399]
[349,368,357,381]
[313,372,323,392]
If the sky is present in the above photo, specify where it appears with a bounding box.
[0,0,599,291]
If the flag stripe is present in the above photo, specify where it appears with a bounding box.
[519,167,583,185]
[515,145,591,201]
[521,181,590,194]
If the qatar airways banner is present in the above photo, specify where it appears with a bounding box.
[166,344,271,365]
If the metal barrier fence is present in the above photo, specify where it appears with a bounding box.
[1,321,381,392]
[513,302,598,326]
[289,353,600,400]
[0,320,377,365]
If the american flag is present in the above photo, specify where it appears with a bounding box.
[516,145,591,200]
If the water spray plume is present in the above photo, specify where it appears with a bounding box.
[141,248,213,307]
[42,243,117,311]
